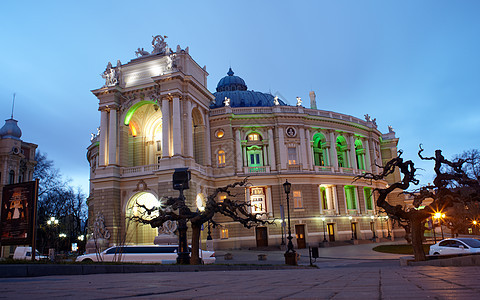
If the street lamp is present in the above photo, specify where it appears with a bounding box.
[433,212,445,240]
[283,180,297,265]
[321,217,327,242]
[349,216,354,240]
[46,216,59,260]
[473,220,478,235]
[370,215,377,240]
[385,216,391,239]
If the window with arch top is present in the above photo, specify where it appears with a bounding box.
[246,132,264,167]
[336,136,348,168]
[217,150,226,167]
[312,133,328,166]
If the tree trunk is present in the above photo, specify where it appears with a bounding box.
[190,223,201,265]
[411,217,426,261]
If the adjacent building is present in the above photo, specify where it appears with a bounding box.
[0,115,38,257]
[87,36,402,250]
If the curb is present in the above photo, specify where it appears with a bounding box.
[0,264,313,278]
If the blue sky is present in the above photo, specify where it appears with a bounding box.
[1,0,479,192]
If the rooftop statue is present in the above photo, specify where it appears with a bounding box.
[152,35,168,55]
[101,62,119,87]
[296,97,302,107]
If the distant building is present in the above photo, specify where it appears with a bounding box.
[87,36,402,250]
[0,116,38,257]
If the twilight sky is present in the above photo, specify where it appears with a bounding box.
[1,0,479,193]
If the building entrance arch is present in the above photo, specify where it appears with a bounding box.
[125,192,160,245]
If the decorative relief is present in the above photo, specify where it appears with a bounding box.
[285,126,297,138]
[93,212,111,240]
[134,179,150,192]
[101,61,120,87]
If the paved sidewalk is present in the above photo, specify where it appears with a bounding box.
[2,265,480,299]
[215,241,406,268]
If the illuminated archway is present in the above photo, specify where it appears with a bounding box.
[192,108,204,165]
[125,192,160,245]
[312,132,328,166]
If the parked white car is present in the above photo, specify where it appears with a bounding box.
[429,238,480,255]
[13,247,48,260]
[76,245,215,264]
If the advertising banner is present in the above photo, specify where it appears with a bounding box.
[1,181,38,246]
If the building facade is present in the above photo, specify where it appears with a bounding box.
[87,36,402,250]
[0,116,38,257]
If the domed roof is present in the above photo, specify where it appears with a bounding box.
[0,118,22,140]
[212,68,286,108]
[216,68,247,92]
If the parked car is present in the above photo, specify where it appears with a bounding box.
[76,245,215,264]
[429,238,480,255]
[13,247,48,260]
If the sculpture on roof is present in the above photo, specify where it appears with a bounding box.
[135,47,150,57]
[152,35,168,55]
[296,97,302,107]
[101,62,119,87]
[388,125,395,133]
[273,96,280,106]
[224,97,231,107]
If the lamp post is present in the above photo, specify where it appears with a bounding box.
[46,216,59,261]
[283,180,297,265]
[349,216,354,240]
[473,220,478,235]
[321,217,327,242]
[173,168,191,264]
[385,216,391,239]
[370,215,377,240]
[433,212,445,240]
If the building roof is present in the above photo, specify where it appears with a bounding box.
[211,68,286,108]
[0,118,22,140]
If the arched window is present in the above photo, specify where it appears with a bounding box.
[312,133,328,166]
[126,192,160,245]
[344,185,357,210]
[217,150,226,167]
[9,170,15,184]
[355,139,366,170]
[336,136,348,168]
[364,187,373,210]
[246,132,264,167]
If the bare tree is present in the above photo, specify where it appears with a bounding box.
[131,178,273,264]
[355,147,480,261]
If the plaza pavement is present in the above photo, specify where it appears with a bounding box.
[3,241,480,299]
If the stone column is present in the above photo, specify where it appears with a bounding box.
[235,129,243,172]
[266,187,273,217]
[204,112,211,166]
[299,127,308,170]
[185,99,193,158]
[348,134,357,169]
[277,127,287,170]
[161,98,170,157]
[172,96,182,156]
[99,109,108,166]
[108,107,117,165]
[364,138,371,171]
[305,128,312,170]
[328,131,338,170]
[267,128,276,171]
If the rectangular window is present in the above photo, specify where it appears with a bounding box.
[364,187,373,210]
[344,186,357,210]
[218,151,226,167]
[320,187,328,210]
[288,147,297,165]
[156,141,162,152]
[221,228,229,239]
[218,194,227,202]
[293,190,303,209]
[250,187,266,214]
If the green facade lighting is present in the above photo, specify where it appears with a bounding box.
[124,100,156,125]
